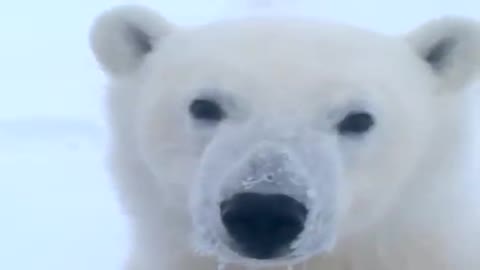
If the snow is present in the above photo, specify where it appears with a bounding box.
[0,119,127,270]
[0,0,478,269]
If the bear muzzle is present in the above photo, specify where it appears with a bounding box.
[190,140,338,263]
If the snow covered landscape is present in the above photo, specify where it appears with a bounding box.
[0,1,478,269]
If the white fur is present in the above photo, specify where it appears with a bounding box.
[90,5,480,270]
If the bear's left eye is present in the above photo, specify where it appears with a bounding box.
[337,111,375,135]
[189,98,225,122]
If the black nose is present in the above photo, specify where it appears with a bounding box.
[220,192,308,259]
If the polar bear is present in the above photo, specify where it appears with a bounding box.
[89,5,480,270]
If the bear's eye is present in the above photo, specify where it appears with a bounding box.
[337,111,374,135]
[189,98,225,122]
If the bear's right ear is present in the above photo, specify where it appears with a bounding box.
[405,17,480,91]
[89,5,173,76]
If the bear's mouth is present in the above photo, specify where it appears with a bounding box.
[227,239,293,261]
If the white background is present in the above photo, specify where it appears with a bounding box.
[0,1,478,269]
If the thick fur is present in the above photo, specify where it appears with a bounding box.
[90,5,480,270]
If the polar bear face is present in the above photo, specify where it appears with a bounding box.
[90,6,480,267]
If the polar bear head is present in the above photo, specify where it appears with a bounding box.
[90,5,480,267]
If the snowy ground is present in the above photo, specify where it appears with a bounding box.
[0,119,128,270]
[0,1,479,270]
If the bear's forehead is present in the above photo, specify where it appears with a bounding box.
[151,18,423,81]
[163,18,411,62]
[144,18,430,107]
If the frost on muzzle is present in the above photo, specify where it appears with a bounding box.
[189,132,340,265]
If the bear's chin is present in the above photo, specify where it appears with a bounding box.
[215,254,313,269]
[205,237,334,269]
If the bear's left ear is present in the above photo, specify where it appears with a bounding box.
[89,5,174,77]
[405,17,480,90]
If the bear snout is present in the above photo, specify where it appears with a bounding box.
[220,192,308,260]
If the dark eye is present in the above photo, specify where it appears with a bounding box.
[189,98,225,122]
[337,111,375,135]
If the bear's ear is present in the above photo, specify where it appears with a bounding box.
[89,5,173,76]
[405,17,480,90]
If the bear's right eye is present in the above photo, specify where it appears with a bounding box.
[337,111,375,135]
[189,98,225,122]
